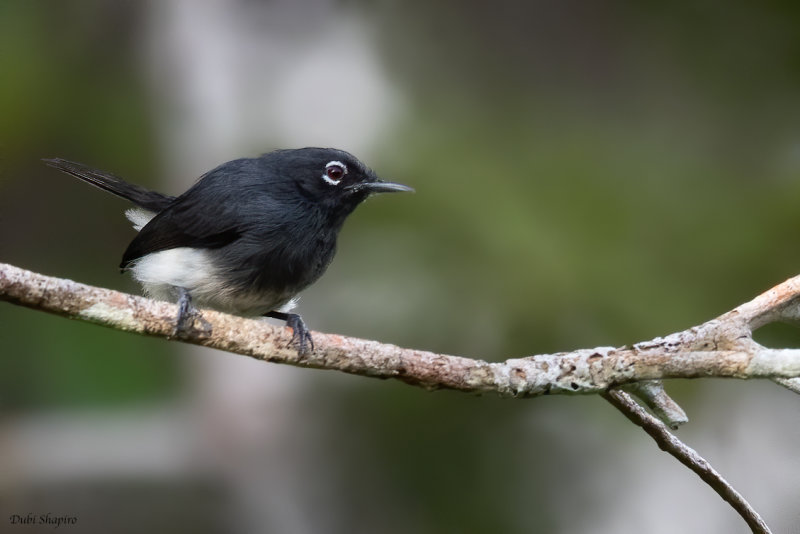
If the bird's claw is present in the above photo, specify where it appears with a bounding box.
[284,313,314,355]
[173,288,211,338]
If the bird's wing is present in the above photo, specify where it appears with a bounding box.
[119,157,285,270]
[120,193,244,269]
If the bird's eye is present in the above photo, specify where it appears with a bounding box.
[323,161,347,185]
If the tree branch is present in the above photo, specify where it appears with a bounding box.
[3,260,798,533]
[3,262,800,395]
[603,390,771,534]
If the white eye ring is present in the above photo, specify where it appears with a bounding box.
[322,161,347,185]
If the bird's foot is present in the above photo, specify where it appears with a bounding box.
[285,313,314,355]
[173,288,211,338]
[265,311,314,355]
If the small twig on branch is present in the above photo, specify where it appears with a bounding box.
[624,380,688,429]
[772,376,800,395]
[603,390,771,534]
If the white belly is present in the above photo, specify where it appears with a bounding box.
[124,208,296,315]
[129,247,296,316]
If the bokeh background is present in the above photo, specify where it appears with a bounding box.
[3,1,800,533]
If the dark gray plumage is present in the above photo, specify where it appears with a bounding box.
[44,148,413,352]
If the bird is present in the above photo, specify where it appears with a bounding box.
[43,148,413,353]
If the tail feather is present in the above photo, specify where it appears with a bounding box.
[43,158,175,212]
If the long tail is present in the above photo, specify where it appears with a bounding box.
[43,158,175,212]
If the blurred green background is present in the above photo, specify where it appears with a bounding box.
[3,1,800,533]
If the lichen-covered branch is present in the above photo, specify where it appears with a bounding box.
[3,262,800,396]
[2,260,795,533]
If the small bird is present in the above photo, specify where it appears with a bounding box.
[44,148,413,353]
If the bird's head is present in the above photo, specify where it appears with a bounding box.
[269,148,413,218]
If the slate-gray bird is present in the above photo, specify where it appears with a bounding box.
[44,148,413,353]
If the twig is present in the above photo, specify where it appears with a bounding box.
[624,380,688,429]
[772,377,800,395]
[603,390,771,534]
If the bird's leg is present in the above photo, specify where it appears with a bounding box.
[173,287,210,337]
[265,310,314,355]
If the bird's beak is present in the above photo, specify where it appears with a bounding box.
[348,180,415,194]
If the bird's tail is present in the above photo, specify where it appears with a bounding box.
[43,158,175,212]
